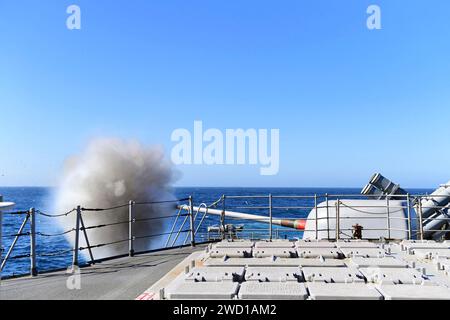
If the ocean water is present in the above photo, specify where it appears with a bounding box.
[0,186,432,278]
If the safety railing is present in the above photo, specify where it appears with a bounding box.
[0,197,216,279]
[182,193,450,243]
[2,192,450,279]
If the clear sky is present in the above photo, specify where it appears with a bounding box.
[1,0,449,188]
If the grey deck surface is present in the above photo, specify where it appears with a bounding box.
[0,245,205,300]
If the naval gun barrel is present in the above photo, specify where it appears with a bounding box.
[179,205,306,230]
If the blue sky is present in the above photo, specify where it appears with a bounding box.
[1,0,450,188]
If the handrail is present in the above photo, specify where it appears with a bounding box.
[1,197,193,279]
[3,192,450,279]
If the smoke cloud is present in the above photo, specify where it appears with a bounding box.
[55,138,179,259]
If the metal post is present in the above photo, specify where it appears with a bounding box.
[30,208,37,276]
[314,194,319,240]
[386,197,391,240]
[0,196,15,276]
[406,194,412,240]
[326,194,330,240]
[170,214,190,247]
[129,200,135,257]
[0,214,29,272]
[79,214,94,264]
[335,200,340,240]
[418,199,424,240]
[221,195,226,240]
[165,207,183,248]
[189,196,195,247]
[72,206,81,268]
[269,194,273,241]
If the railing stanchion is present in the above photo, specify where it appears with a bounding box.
[269,194,273,241]
[406,194,412,240]
[189,196,195,247]
[165,206,183,248]
[72,206,81,268]
[129,200,135,257]
[221,195,226,240]
[386,197,391,240]
[336,199,340,240]
[314,194,318,240]
[30,208,37,276]
[418,199,424,240]
[0,213,29,272]
[79,212,95,264]
[326,193,330,240]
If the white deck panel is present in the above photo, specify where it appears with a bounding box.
[166,282,240,300]
[295,241,337,249]
[402,243,450,251]
[204,257,263,267]
[297,248,344,259]
[152,240,450,300]
[340,247,387,258]
[296,258,347,268]
[184,267,245,282]
[208,248,252,258]
[245,267,303,282]
[307,283,383,300]
[238,282,308,300]
[401,240,438,244]
[203,257,347,267]
[441,260,450,272]
[410,248,450,260]
[203,257,296,267]
[336,241,380,249]
[431,257,450,269]
[434,259,450,276]
[302,267,365,283]
[347,257,409,268]
[253,248,297,258]
[359,267,429,285]
[214,241,255,248]
[377,284,450,300]
[203,257,293,267]
[254,240,295,248]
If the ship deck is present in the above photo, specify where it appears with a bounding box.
[0,244,207,300]
[4,239,450,300]
[144,239,450,300]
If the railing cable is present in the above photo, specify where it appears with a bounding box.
[36,209,76,218]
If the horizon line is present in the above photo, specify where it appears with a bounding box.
[0,185,435,190]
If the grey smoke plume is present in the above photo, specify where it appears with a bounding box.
[55,138,178,259]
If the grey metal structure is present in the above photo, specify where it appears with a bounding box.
[361,173,409,200]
